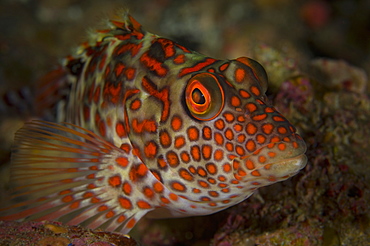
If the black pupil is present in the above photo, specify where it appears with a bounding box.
[192,88,205,104]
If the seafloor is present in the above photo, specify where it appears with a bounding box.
[0,0,369,245]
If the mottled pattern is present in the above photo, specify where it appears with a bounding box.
[0,13,307,234]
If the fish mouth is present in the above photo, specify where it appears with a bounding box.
[235,135,307,182]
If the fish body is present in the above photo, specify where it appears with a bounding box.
[0,13,307,233]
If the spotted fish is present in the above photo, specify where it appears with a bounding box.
[0,13,307,233]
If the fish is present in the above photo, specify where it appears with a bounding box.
[0,12,307,234]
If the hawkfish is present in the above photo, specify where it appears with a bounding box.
[0,13,307,234]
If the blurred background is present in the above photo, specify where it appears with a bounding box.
[0,0,369,245]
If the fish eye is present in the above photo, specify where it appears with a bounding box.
[185,73,224,121]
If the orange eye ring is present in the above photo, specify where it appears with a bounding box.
[185,73,224,121]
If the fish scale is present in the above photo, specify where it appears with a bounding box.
[0,12,307,234]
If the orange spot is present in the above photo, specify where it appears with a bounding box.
[223,112,235,123]
[251,170,261,176]
[208,177,216,184]
[250,86,260,96]
[166,151,179,167]
[200,197,210,202]
[231,180,239,184]
[252,114,267,121]
[231,96,241,107]
[117,215,126,223]
[174,136,186,149]
[221,188,230,193]
[218,183,227,188]
[171,115,183,131]
[180,151,190,163]
[188,166,196,174]
[223,163,232,173]
[120,143,131,153]
[198,180,209,188]
[191,145,201,161]
[208,202,217,207]
[235,68,246,83]
[132,119,157,133]
[119,196,132,210]
[293,141,299,149]
[193,188,201,193]
[214,132,224,146]
[174,54,185,64]
[219,63,229,71]
[108,175,122,187]
[144,141,158,159]
[237,134,246,143]
[157,156,167,169]
[129,163,148,182]
[187,127,199,141]
[256,134,266,144]
[245,103,257,114]
[245,159,255,170]
[237,116,245,122]
[278,143,286,151]
[125,67,136,80]
[246,123,257,135]
[202,145,212,160]
[214,149,224,161]
[271,136,280,143]
[59,189,71,195]
[268,152,276,158]
[116,157,129,168]
[235,146,245,156]
[160,197,170,204]
[197,167,207,177]
[262,123,274,135]
[116,122,126,137]
[202,126,212,140]
[265,107,274,113]
[105,211,115,219]
[278,126,287,134]
[209,191,219,197]
[153,181,164,193]
[258,156,267,163]
[62,195,73,203]
[126,218,136,229]
[225,142,234,151]
[239,89,250,98]
[264,164,272,170]
[98,205,108,212]
[122,181,132,195]
[179,168,193,181]
[137,200,152,209]
[169,193,178,201]
[214,119,225,130]
[130,99,141,110]
[225,128,234,140]
[273,116,285,122]
[171,181,186,192]
[234,124,243,132]
[245,139,256,152]
[159,130,171,148]
[143,187,155,199]
[252,182,260,186]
